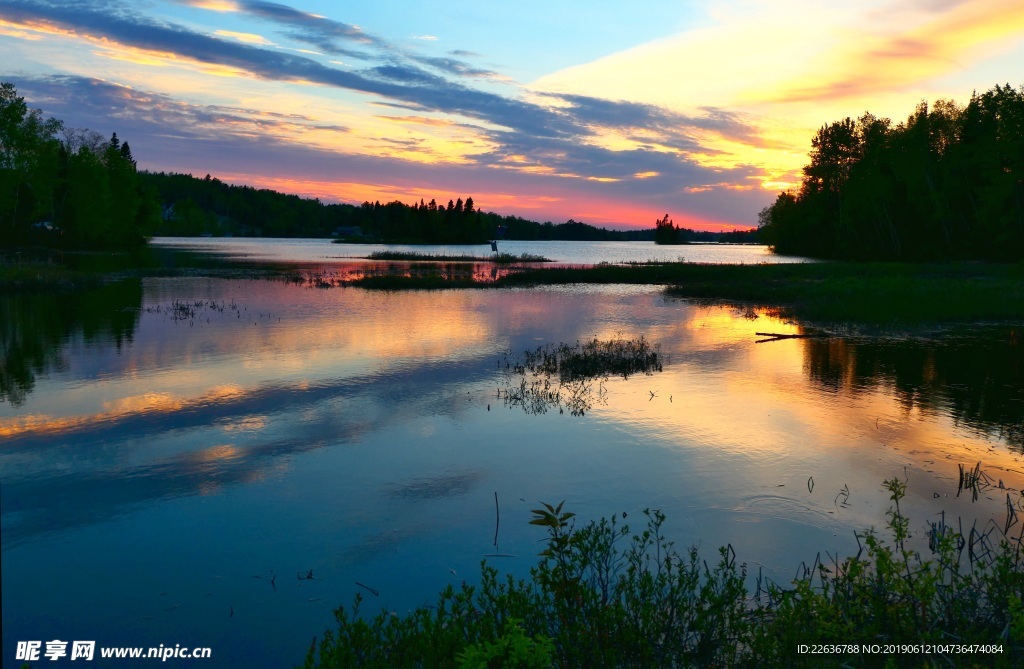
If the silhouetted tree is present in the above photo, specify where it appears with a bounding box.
[758,83,1024,261]
[654,213,683,245]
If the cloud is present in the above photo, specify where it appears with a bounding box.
[13,75,349,146]
[0,0,579,140]
[214,29,273,45]
[176,0,240,10]
[367,63,447,86]
[413,55,505,80]
[766,0,1024,104]
[236,0,378,46]
[2,1,783,227]
[16,72,761,227]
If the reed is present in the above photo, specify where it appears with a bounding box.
[498,337,662,416]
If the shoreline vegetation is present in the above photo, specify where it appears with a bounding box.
[319,260,1024,325]
[4,254,1023,324]
[138,172,759,244]
[303,478,1024,668]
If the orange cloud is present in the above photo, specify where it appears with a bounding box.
[0,19,43,40]
[177,0,240,11]
[214,30,273,46]
[375,115,458,128]
[769,0,1024,104]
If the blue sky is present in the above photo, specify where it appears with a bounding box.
[3,0,1022,229]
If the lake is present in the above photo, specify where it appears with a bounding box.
[150,237,817,266]
[2,240,1022,667]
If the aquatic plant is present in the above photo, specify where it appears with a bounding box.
[498,337,662,416]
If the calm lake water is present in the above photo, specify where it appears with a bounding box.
[2,241,1022,667]
[151,237,817,266]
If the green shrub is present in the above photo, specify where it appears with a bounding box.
[302,482,1024,668]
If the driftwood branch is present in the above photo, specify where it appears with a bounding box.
[754,332,828,344]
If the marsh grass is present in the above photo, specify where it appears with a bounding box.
[143,298,246,323]
[498,337,662,416]
[344,261,1024,324]
[7,249,1023,325]
[302,478,1024,668]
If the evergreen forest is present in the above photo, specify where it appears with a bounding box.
[1,82,158,249]
[758,83,1024,261]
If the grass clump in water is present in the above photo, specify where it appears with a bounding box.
[498,337,662,416]
[302,478,1024,668]
[514,336,662,383]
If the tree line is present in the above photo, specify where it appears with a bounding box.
[145,170,762,244]
[758,83,1024,261]
[2,80,761,248]
[141,170,654,242]
[143,170,702,243]
[1,83,157,249]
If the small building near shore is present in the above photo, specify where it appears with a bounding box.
[332,226,364,238]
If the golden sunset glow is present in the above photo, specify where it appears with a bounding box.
[2,0,1021,226]
[180,0,240,11]
[4,1,1024,658]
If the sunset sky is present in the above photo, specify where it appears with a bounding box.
[3,0,1022,230]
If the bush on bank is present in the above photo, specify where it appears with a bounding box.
[301,481,1024,668]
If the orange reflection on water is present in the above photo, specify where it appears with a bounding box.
[0,385,244,439]
[596,306,1024,507]
[2,283,501,439]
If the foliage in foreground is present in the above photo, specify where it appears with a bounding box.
[303,481,1024,668]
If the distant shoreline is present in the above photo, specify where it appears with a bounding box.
[6,247,1020,326]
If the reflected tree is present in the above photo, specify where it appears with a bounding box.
[0,280,142,406]
[802,331,1024,450]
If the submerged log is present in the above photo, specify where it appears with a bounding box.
[754,331,829,343]
[754,332,820,339]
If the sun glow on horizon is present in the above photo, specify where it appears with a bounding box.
[2,0,1020,229]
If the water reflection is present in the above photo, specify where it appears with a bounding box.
[0,280,141,406]
[295,260,525,286]
[2,277,1024,668]
[803,332,1024,451]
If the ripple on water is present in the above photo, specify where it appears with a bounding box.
[733,493,842,534]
